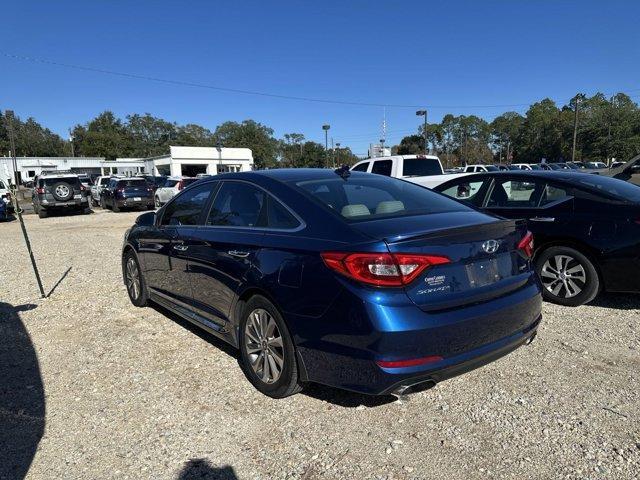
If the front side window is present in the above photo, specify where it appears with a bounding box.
[487,179,542,208]
[371,160,392,176]
[294,175,470,221]
[161,183,214,226]
[439,180,488,206]
[351,162,370,172]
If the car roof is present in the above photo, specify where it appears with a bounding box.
[439,170,592,184]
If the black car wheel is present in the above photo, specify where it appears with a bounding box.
[239,295,303,398]
[123,251,148,307]
[535,246,600,306]
[38,208,48,219]
[100,197,106,209]
[112,203,120,213]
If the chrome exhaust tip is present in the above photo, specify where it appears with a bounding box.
[391,379,436,400]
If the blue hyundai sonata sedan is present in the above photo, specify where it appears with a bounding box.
[122,168,542,398]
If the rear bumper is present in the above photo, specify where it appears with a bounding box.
[38,197,88,209]
[293,275,542,395]
[115,197,154,208]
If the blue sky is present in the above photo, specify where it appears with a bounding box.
[1,0,639,155]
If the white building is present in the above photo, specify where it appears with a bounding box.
[0,146,254,184]
[144,146,254,177]
[368,143,392,158]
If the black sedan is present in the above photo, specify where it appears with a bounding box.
[434,171,640,306]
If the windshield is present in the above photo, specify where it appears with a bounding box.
[293,175,470,221]
[402,158,442,177]
[485,165,500,172]
[578,176,640,202]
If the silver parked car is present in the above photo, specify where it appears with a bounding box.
[153,177,198,207]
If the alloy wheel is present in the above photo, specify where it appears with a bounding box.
[125,257,141,300]
[55,184,70,198]
[244,308,285,384]
[540,254,586,298]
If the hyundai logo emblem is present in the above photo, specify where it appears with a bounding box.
[482,239,500,254]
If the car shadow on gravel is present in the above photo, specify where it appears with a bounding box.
[589,293,640,310]
[177,458,238,480]
[0,302,45,480]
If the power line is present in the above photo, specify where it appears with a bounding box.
[5,51,636,110]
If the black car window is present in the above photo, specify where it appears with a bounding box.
[439,179,488,207]
[402,158,442,177]
[161,183,214,226]
[208,182,267,227]
[295,175,470,221]
[117,179,147,188]
[43,177,81,187]
[371,160,392,176]
[487,179,543,208]
[577,176,640,202]
[539,184,571,206]
[351,162,370,172]
[266,196,300,229]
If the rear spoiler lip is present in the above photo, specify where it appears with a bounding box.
[383,218,525,246]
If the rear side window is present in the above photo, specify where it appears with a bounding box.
[539,184,571,206]
[351,162,369,172]
[402,158,441,177]
[487,179,542,208]
[207,181,299,229]
[371,160,392,176]
[295,175,469,220]
[161,183,214,226]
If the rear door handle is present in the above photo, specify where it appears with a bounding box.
[530,217,555,222]
[228,250,250,258]
[173,244,189,252]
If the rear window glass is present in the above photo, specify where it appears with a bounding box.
[163,180,179,188]
[99,177,111,185]
[578,176,640,202]
[294,175,470,221]
[182,178,199,187]
[43,177,81,186]
[117,179,147,187]
[485,165,500,172]
[402,158,441,177]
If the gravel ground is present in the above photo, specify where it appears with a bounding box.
[1,209,639,480]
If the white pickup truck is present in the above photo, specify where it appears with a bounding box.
[350,155,470,189]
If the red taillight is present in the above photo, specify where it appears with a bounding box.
[634,218,640,225]
[36,187,45,194]
[177,180,184,190]
[376,355,443,369]
[321,251,450,287]
[517,231,534,258]
[80,185,86,191]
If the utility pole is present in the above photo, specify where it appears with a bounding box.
[571,93,585,162]
[335,142,341,165]
[416,110,427,154]
[5,110,45,298]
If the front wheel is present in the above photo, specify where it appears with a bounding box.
[239,296,303,398]
[535,246,600,306]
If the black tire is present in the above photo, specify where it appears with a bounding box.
[238,295,303,398]
[122,250,148,307]
[38,208,48,219]
[112,203,120,213]
[100,197,106,209]
[147,204,155,210]
[535,246,600,306]
[83,207,91,214]
[50,181,74,201]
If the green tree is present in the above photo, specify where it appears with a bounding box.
[490,112,524,162]
[126,113,177,157]
[214,120,278,169]
[517,99,563,163]
[72,111,132,160]
[174,123,215,147]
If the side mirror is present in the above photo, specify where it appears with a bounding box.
[135,211,156,227]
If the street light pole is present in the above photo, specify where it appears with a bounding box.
[322,124,330,167]
[416,110,427,154]
[571,93,585,162]
[335,142,341,165]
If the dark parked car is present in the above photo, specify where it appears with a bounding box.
[32,172,90,218]
[121,169,541,398]
[435,171,640,306]
[603,154,640,186]
[101,177,155,212]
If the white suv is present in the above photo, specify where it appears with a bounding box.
[0,178,13,213]
[154,177,199,207]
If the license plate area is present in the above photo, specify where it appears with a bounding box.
[133,197,142,201]
[465,254,511,288]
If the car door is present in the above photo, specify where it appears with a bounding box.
[184,181,271,327]
[138,182,216,309]
[483,177,573,241]
[436,176,493,208]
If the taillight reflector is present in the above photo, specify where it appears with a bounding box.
[36,187,45,194]
[517,231,534,258]
[321,251,450,287]
[376,355,443,368]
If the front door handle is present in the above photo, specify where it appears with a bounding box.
[173,244,189,252]
[228,250,250,258]
[530,217,555,222]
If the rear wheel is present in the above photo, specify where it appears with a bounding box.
[238,296,303,398]
[100,197,106,209]
[112,203,120,212]
[123,251,148,307]
[535,246,600,306]
[38,208,48,219]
